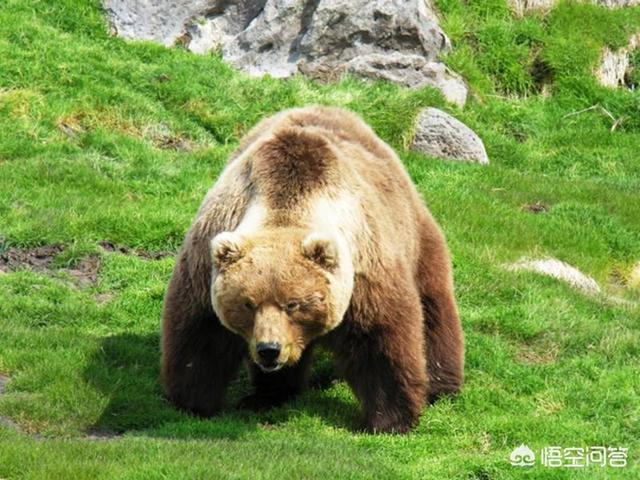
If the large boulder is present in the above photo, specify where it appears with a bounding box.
[103,0,467,106]
[411,108,488,164]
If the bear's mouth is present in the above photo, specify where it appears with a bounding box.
[257,362,283,373]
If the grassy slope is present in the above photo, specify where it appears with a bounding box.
[0,0,639,478]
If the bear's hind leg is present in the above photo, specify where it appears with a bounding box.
[417,219,464,403]
[422,294,464,403]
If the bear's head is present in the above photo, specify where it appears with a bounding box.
[210,228,353,372]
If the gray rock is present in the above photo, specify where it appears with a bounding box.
[593,0,640,7]
[188,1,268,54]
[218,0,308,78]
[595,34,639,88]
[507,258,601,295]
[295,0,447,66]
[411,108,488,164]
[103,0,467,105]
[347,53,467,107]
[104,0,215,46]
[507,0,556,16]
[508,0,640,16]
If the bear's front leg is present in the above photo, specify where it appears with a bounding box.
[162,314,246,417]
[161,255,246,417]
[331,279,428,434]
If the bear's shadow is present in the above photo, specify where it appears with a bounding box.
[83,333,358,439]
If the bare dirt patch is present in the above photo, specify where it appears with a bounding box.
[0,245,64,273]
[0,242,172,291]
[84,429,123,440]
[143,123,197,152]
[522,201,550,214]
[0,245,101,287]
[99,241,173,260]
[64,255,101,287]
[516,344,559,365]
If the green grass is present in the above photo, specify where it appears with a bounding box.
[1,0,639,478]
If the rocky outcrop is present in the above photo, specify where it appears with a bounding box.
[103,0,467,105]
[508,0,556,17]
[509,0,640,16]
[411,108,488,164]
[595,34,639,88]
[103,0,212,46]
[593,0,640,7]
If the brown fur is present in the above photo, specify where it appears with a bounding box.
[252,129,339,210]
[161,106,464,433]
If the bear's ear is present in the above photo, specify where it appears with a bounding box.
[302,233,339,271]
[210,232,245,271]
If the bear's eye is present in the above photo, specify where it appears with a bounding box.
[285,301,299,313]
[243,300,256,311]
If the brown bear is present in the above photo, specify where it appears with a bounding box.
[161,106,464,433]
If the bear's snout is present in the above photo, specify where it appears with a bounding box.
[256,341,282,368]
[251,305,295,371]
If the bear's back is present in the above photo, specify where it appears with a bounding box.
[193,106,428,274]
[238,106,422,216]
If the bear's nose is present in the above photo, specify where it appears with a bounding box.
[256,342,281,364]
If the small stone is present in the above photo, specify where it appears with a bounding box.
[507,258,601,295]
[629,262,640,289]
[411,108,488,164]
